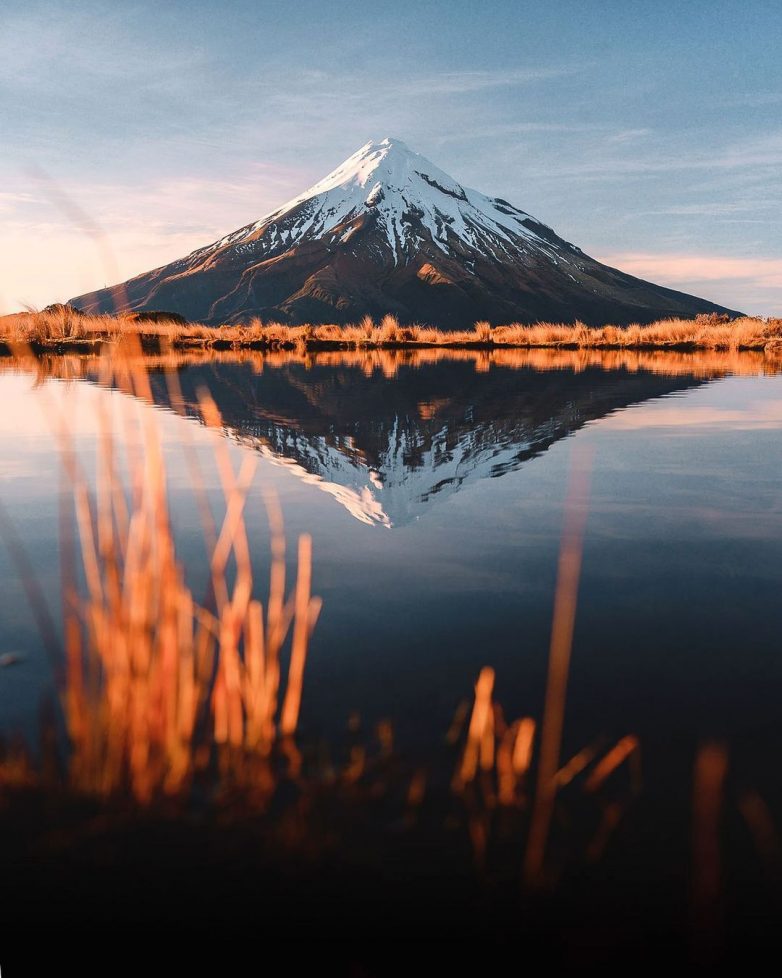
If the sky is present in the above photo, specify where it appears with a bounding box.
[1,0,780,316]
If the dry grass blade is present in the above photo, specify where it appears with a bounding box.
[583,735,641,793]
[691,741,729,957]
[524,446,592,887]
[555,742,602,789]
[738,789,782,871]
[512,717,536,776]
[457,666,495,785]
[280,534,322,736]
[497,717,536,804]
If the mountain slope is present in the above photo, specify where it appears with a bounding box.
[71,137,740,329]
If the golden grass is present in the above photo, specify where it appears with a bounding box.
[11,342,322,804]
[3,307,782,355]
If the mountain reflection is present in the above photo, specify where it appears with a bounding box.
[142,356,707,527]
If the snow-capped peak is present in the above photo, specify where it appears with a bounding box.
[295,136,467,201]
[206,136,556,264]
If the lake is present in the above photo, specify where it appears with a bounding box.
[1,348,782,801]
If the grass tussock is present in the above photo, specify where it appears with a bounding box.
[3,306,782,355]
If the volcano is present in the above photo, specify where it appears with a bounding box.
[70,137,739,329]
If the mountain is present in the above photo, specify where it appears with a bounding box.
[142,357,707,527]
[71,137,740,329]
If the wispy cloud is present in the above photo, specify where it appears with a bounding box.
[395,65,586,95]
[0,191,38,212]
[0,164,308,313]
[522,131,782,180]
[599,253,782,288]
[0,7,211,91]
[605,128,652,144]
[719,92,782,108]
[595,252,782,315]
[631,202,766,217]
[436,121,613,142]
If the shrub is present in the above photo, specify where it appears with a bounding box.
[695,312,733,327]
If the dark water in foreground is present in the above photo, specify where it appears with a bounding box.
[1,352,781,792]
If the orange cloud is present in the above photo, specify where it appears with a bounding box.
[598,252,782,289]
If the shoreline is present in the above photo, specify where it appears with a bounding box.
[2,309,781,357]
[3,337,782,355]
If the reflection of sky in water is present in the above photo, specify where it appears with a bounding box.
[0,365,781,772]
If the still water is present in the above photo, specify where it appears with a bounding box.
[1,351,781,788]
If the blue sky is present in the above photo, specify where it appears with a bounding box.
[1,0,780,315]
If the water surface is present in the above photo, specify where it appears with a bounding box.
[1,350,781,790]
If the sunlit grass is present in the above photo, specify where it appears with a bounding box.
[3,306,782,354]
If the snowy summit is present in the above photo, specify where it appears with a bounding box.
[239,136,551,262]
